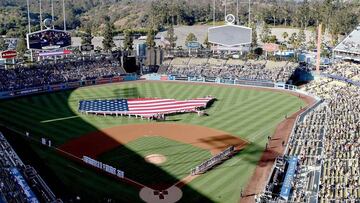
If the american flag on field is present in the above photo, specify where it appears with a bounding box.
[78,97,214,118]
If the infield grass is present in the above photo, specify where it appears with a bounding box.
[98,136,212,186]
[0,81,305,202]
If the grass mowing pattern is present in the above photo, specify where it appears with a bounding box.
[0,82,305,202]
[98,136,212,186]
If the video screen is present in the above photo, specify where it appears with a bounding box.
[27,29,71,50]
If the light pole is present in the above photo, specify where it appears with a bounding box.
[63,0,66,31]
[213,0,216,26]
[248,0,251,26]
[236,0,239,25]
[27,0,31,33]
[51,0,55,29]
[224,0,227,20]
[39,0,43,30]
[26,0,33,62]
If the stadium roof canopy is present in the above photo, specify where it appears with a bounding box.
[208,25,252,47]
[333,25,360,61]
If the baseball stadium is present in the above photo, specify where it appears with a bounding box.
[0,77,314,202]
[0,1,360,203]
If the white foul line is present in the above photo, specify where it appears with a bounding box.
[40,115,79,123]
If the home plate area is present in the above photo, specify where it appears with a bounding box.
[139,186,182,203]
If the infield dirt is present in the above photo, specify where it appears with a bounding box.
[59,123,248,159]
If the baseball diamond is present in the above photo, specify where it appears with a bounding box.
[1,1,360,202]
[0,81,311,202]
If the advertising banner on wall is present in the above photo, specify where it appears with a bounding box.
[1,50,17,59]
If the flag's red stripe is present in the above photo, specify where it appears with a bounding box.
[127,100,209,106]
[128,102,208,110]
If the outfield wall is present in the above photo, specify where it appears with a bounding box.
[143,73,298,91]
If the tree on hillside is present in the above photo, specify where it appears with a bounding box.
[260,23,271,43]
[165,24,177,49]
[0,38,6,51]
[282,32,288,42]
[267,35,277,43]
[146,29,156,48]
[250,23,258,48]
[288,32,300,50]
[185,33,197,46]
[123,31,134,51]
[279,44,287,52]
[16,32,27,58]
[203,34,210,49]
[298,29,306,48]
[81,25,93,45]
[102,17,115,52]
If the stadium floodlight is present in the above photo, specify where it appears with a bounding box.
[63,0,66,31]
[39,0,43,30]
[27,0,31,33]
[27,0,67,32]
[51,0,55,29]
[213,0,253,26]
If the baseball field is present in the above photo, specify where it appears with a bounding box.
[0,81,307,202]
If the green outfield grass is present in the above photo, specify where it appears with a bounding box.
[98,136,212,186]
[0,81,306,202]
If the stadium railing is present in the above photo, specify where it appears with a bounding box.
[0,132,60,203]
[320,73,360,87]
[257,98,324,203]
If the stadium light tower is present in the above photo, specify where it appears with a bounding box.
[51,0,55,29]
[224,0,227,20]
[39,0,43,30]
[63,0,66,31]
[316,24,322,75]
[27,0,31,33]
[236,0,239,24]
[248,0,251,26]
[212,0,252,26]
[213,0,216,26]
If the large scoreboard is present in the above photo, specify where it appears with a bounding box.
[27,29,71,50]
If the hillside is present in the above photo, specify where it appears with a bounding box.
[0,0,359,46]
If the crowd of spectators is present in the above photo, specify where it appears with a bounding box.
[303,76,360,202]
[0,58,124,92]
[285,62,360,202]
[160,58,297,83]
[0,132,28,202]
[323,62,360,83]
[0,132,59,202]
[285,105,327,202]
[259,61,360,202]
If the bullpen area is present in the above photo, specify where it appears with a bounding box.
[0,81,307,203]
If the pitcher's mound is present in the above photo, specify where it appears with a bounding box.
[145,154,167,165]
